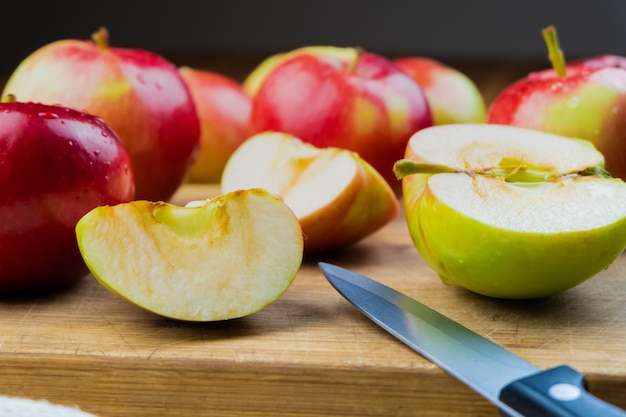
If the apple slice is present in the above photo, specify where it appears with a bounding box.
[395,123,626,299]
[221,131,399,253]
[76,189,303,321]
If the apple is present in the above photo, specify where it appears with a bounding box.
[75,188,303,321]
[2,27,200,201]
[221,131,399,253]
[487,26,626,181]
[243,46,433,190]
[394,123,626,299]
[0,98,134,294]
[393,56,487,124]
[179,67,252,183]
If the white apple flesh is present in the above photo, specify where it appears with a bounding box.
[396,124,626,298]
[76,189,304,321]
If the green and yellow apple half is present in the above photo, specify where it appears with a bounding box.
[221,131,399,253]
[76,189,303,321]
[394,123,626,299]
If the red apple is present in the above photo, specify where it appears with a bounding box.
[244,46,433,190]
[2,27,200,201]
[393,57,486,125]
[0,99,135,294]
[487,26,626,180]
[179,67,252,183]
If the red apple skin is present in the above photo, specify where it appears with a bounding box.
[179,67,252,183]
[393,57,486,125]
[487,63,626,180]
[0,101,135,294]
[2,29,200,201]
[246,47,433,190]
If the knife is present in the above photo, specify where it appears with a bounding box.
[319,262,626,417]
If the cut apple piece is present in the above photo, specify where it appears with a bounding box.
[396,124,626,299]
[76,189,303,321]
[220,131,399,253]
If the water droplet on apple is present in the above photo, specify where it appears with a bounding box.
[550,82,563,92]
[38,112,59,119]
[93,150,101,157]
[101,130,109,137]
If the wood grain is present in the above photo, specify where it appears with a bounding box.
[1,183,625,416]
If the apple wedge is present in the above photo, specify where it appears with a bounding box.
[221,131,399,253]
[395,124,626,299]
[76,189,303,321]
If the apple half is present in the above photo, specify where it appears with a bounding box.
[76,189,303,321]
[221,131,399,253]
[395,123,626,299]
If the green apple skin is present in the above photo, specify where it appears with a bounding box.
[409,175,626,299]
[487,65,626,181]
[393,57,486,125]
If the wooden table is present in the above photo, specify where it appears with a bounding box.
[1,183,625,416]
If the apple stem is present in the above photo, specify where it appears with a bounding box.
[92,27,110,51]
[393,159,460,179]
[542,25,567,77]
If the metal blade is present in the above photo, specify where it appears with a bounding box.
[319,262,540,416]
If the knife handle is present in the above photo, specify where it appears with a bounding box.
[498,365,626,417]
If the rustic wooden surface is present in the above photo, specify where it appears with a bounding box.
[1,57,625,416]
[1,182,625,417]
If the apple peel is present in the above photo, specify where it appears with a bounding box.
[76,189,304,321]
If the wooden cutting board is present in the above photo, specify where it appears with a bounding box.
[1,183,625,417]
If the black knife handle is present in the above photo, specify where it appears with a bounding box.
[498,365,626,417]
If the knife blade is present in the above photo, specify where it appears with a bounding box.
[319,262,626,417]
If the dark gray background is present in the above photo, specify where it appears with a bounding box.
[3,0,624,75]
